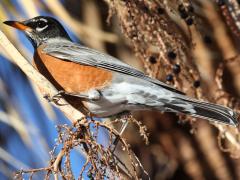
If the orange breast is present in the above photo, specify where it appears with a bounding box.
[33,46,113,93]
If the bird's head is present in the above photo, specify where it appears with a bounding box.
[4,16,71,48]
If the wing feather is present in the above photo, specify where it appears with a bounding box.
[42,41,184,94]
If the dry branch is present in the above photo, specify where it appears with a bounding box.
[0,30,147,179]
[0,30,85,123]
[0,29,88,180]
[105,0,240,159]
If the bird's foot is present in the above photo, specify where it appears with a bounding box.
[87,89,101,101]
[43,90,65,104]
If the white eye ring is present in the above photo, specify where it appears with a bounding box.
[36,25,48,32]
[35,18,48,32]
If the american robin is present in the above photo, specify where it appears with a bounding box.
[3,16,238,126]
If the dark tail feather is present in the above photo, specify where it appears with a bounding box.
[165,96,238,126]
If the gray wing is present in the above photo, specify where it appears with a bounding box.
[42,41,184,94]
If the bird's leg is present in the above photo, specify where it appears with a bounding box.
[43,90,65,104]
[58,89,101,101]
[110,113,130,153]
[45,89,102,103]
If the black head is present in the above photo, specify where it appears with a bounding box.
[4,16,71,48]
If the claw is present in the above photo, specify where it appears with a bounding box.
[43,90,66,104]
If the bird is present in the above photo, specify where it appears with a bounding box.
[3,16,238,126]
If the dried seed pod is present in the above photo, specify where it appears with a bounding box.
[173,64,181,74]
[166,74,174,81]
[167,51,177,60]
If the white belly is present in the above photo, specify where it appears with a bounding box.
[84,74,174,117]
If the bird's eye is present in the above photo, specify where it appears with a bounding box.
[37,21,47,28]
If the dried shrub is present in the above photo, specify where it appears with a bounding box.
[105,0,240,159]
[7,0,240,179]
[14,116,150,179]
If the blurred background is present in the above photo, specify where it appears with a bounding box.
[0,0,240,179]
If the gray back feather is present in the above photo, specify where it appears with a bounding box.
[42,41,184,94]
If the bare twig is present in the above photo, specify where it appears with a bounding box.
[0,30,85,123]
[53,149,65,180]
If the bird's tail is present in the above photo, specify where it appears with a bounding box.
[162,95,238,126]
